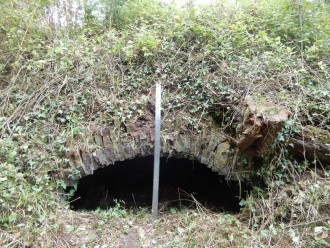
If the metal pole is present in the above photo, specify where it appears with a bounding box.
[152,84,161,221]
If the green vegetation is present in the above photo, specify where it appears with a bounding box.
[0,0,329,246]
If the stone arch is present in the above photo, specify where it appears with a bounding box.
[67,118,236,182]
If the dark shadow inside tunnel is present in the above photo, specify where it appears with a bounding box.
[68,156,251,213]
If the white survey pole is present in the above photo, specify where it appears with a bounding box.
[152,84,161,221]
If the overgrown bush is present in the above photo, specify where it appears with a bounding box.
[0,0,329,246]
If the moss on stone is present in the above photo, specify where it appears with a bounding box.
[304,125,330,144]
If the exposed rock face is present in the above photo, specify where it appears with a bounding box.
[289,125,330,164]
[235,97,330,165]
[235,97,330,164]
[236,96,290,157]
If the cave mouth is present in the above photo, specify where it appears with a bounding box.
[68,156,250,213]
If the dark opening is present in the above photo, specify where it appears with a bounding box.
[69,157,250,213]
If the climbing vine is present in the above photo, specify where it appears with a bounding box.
[0,0,329,246]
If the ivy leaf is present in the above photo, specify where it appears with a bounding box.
[9,213,18,223]
[65,225,75,233]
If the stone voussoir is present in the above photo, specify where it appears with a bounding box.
[70,125,237,179]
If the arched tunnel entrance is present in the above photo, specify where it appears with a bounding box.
[69,157,251,213]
